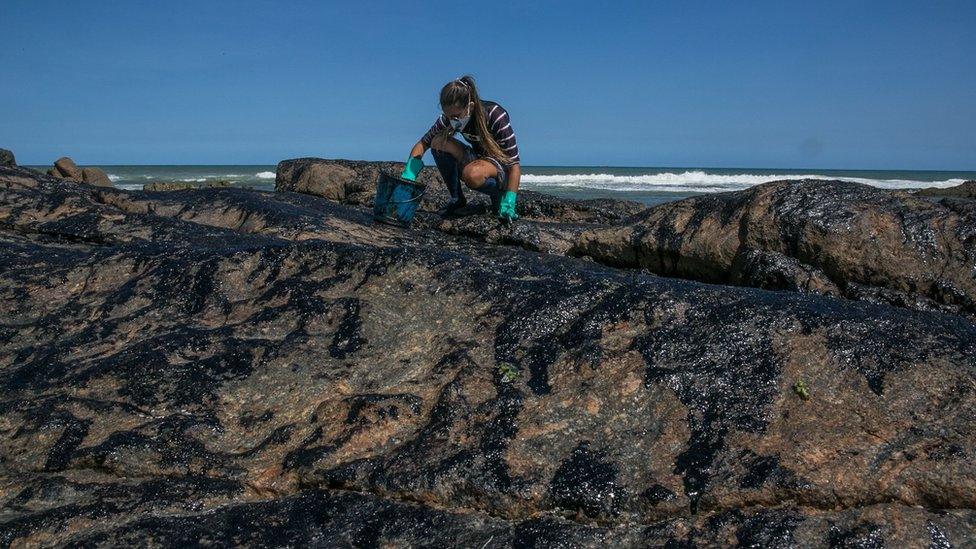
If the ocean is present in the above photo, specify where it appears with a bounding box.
[32,165,976,207]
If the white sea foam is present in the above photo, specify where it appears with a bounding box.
[107,174,121,182]
[519,171,967,193]
[255,171,276,179]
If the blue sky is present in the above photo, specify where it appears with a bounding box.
[2,1,974,169]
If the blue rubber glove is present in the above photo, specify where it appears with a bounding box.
[400,156,424,181]
[498,190,518,222]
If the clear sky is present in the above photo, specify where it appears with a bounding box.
[2,0,974,169]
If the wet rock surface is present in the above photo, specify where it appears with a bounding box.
[1,165,975,546]
[574,179,976,321]
[916,180,976,200]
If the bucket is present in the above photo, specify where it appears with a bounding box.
[373,173,427,227]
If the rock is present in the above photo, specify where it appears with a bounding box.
[729,248,842,296]
[916,180,976,199]
[47,159,114,187]
[275,157,405,203]
[144,180,233,192]
[46,158,114,187]
[0,164,974,546]
[573,179,976,320]
[54,156,82,179]
[0,148,14,167]
[277,159,356,201]
[81,166,113,187]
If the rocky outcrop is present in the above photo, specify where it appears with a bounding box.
[1,165,974,546]
[143,180,233,192]
[275,157,413,204]
[81,166,113,187]
[573,179,976,320]
[0,148,14,167]
[43,156,114,187]
[916,180,976,199]
[53,156,82,179]
[277,161,976,317]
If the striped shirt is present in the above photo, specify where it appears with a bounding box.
[420,100,520,165]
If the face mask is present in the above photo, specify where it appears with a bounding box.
[449,104,471,131]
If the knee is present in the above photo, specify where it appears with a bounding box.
[460,164,482,188]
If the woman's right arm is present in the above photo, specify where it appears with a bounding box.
[402,116,444,179]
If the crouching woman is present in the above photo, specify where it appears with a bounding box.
[402,74,521,222]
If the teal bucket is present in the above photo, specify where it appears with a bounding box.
[373,173,427,227]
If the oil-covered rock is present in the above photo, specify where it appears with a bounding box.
[1,165,974,546]
[573,179,976,320]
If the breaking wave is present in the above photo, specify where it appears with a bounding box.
[519,171,967,193]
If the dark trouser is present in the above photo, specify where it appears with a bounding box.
[431,148,465,204]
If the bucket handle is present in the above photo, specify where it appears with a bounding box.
[388,182,428,205]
